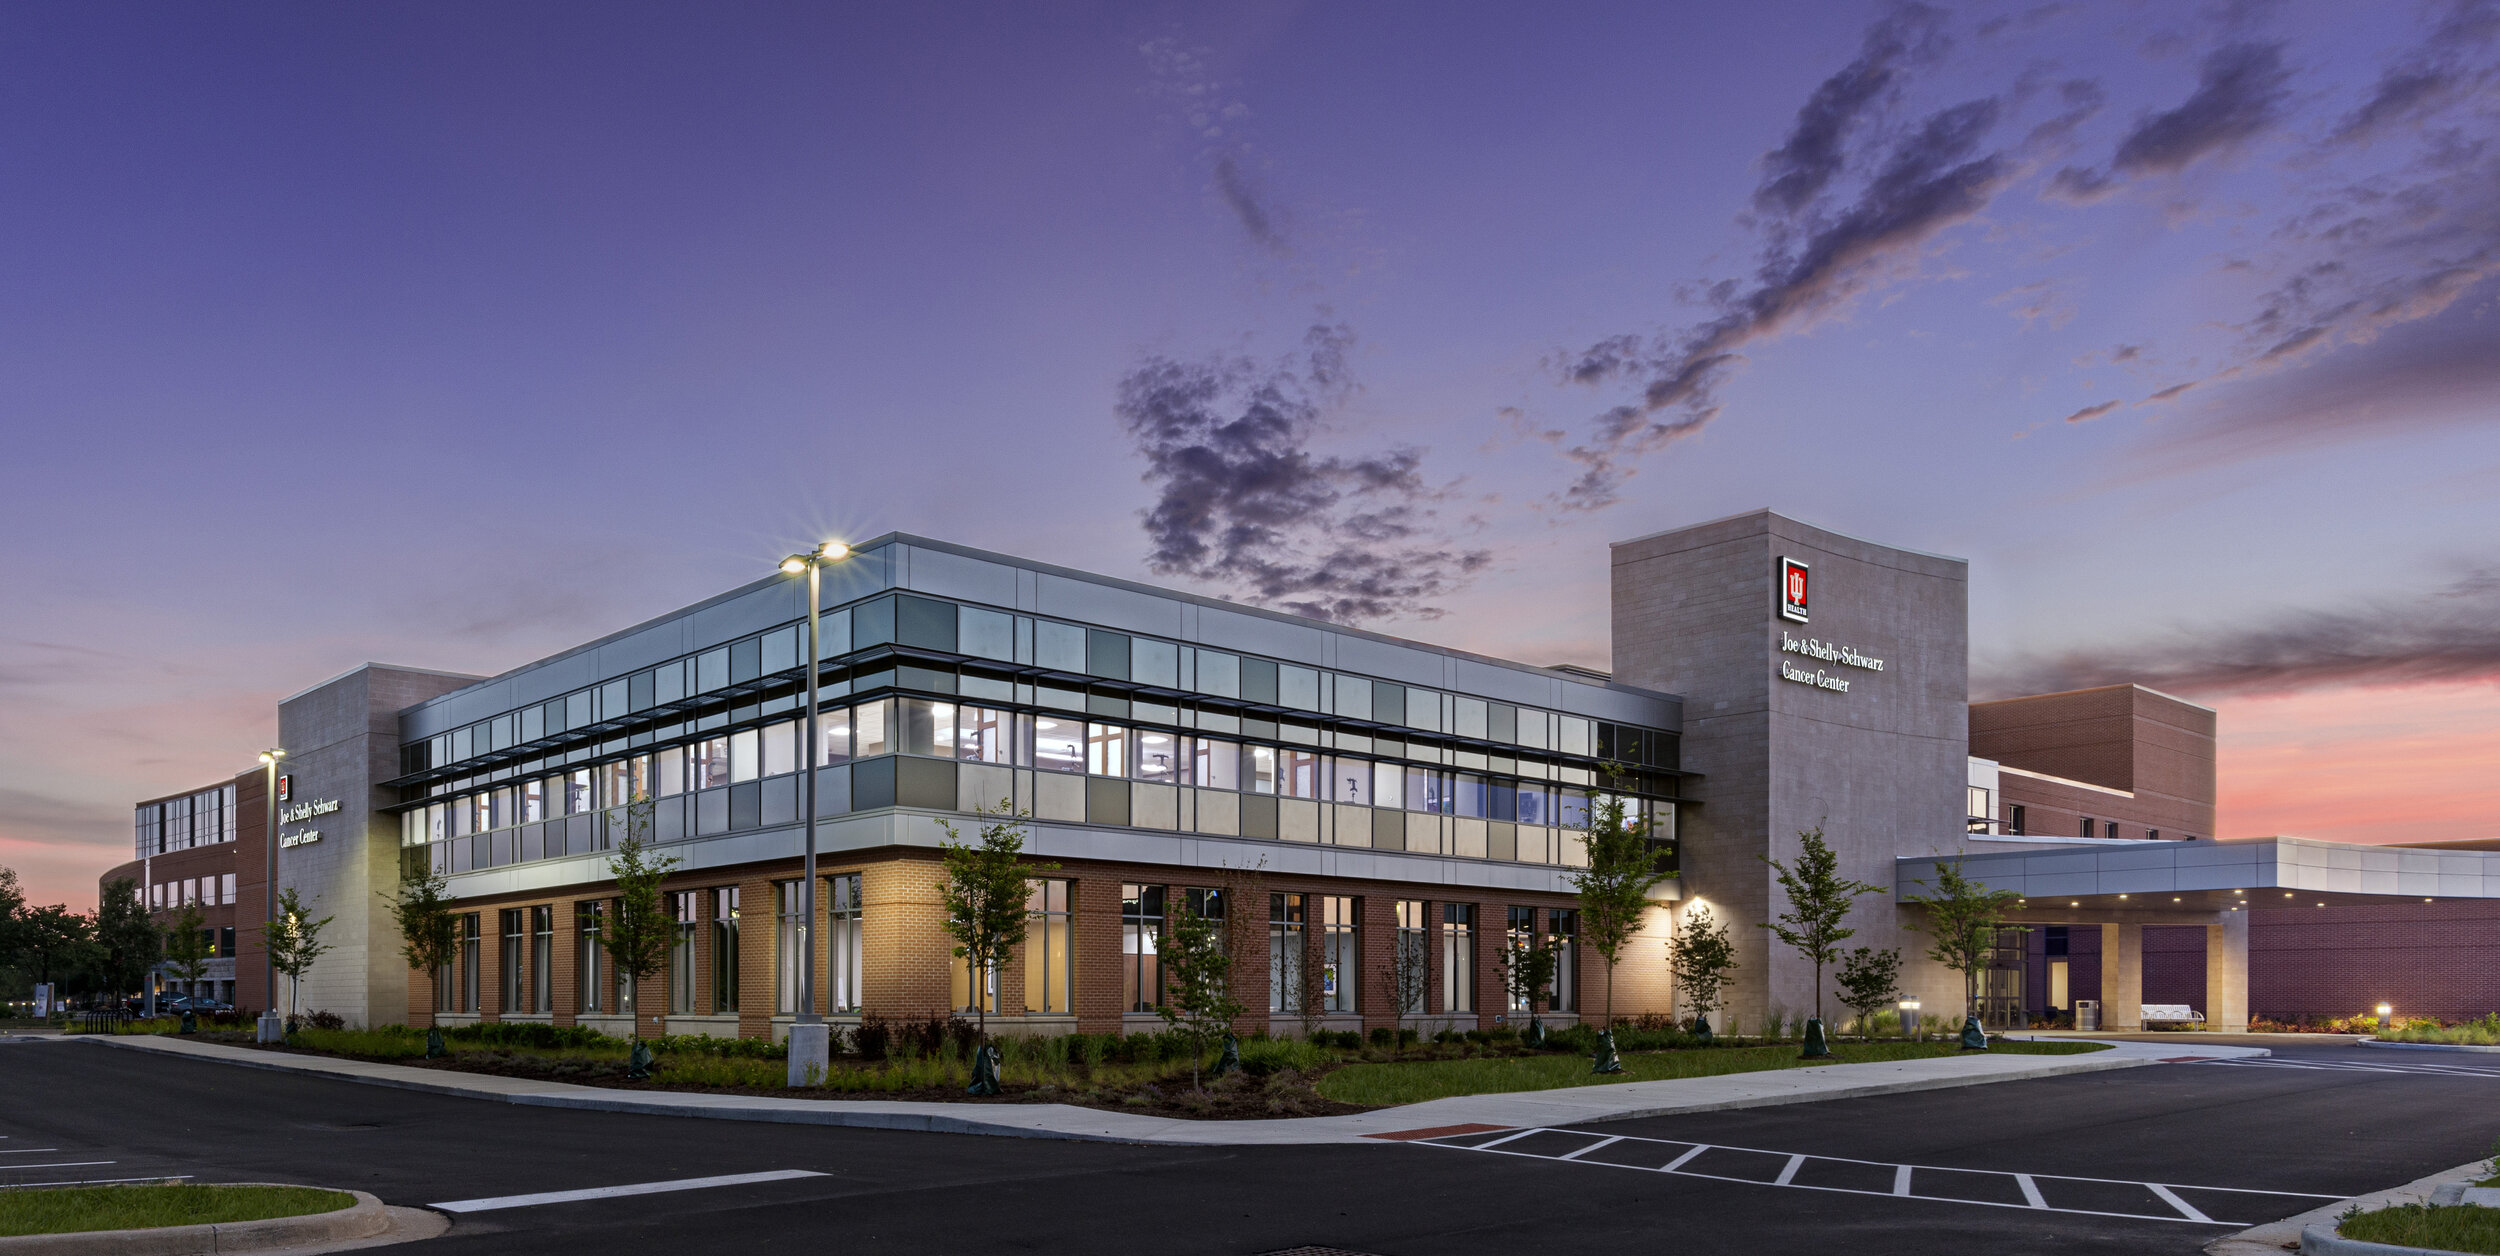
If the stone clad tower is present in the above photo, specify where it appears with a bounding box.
[1612,510,1969,1031]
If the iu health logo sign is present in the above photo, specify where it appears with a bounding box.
[1778,557,1810,623]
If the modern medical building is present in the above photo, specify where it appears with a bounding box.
[107,511,2500,1036]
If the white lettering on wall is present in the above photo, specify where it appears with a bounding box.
[1779,660,1852,692]
[1779,632,1885,671]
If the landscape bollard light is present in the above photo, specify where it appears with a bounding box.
[1899,998,1921,1042]
[2376,1002,2393,1037]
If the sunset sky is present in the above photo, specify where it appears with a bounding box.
[4,1,2495,908]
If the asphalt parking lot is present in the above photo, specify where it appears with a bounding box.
[1,1036,2491,1255]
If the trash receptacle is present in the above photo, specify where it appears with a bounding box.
[2076,1000,2099,1032]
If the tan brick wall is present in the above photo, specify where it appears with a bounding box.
[408,846,1593,1041]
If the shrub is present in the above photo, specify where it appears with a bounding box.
[299,1010,346,1031]
[1368,1026,1395,1047]
[445,1022,620,1051]
[853,1016,892,1061]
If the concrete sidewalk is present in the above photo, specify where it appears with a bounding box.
[88,1033,2264,1146]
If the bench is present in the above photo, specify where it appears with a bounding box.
[2141,1004,2205,1025]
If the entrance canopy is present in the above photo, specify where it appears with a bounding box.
[1896,836,2500,913]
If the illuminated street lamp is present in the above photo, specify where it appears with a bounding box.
[256,747,287,1044]
[781,541,853,1086]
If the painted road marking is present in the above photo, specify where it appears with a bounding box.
[2150,1182,2214,1223]
[2192,1057,2500,1079]
[1416,1129,2342,1226]
[0,1149,63,1155]
[431,1170,830,1213]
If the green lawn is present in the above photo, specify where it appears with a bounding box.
[0,1184,353,1237]
[2341,1203,2500,1255]
[1315,1040,2110,1106]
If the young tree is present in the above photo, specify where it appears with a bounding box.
[601,800,682,1046]
[263,888,333,1025]
[91,879,159,1006]
[1758,827,1881,1030]
[384,858,462,1001]
[1566,786,1674,1032]
[1157,892,1243,1092]
[1500,935,1561,1038]
[1906,859,2027,1036]
[1835,946,1905,1040]
[385,857,463,1054]
[1666,904,1738,1032]
[935,802,1055,1040]
[160,903,211,1000]
[1380,925,1430,1046]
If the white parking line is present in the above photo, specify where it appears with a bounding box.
[0,1162,115,1171]
[1420,1129,2342,1226]
[431,1170,829,1213]
[0,1149,63,1155]
[2149,1182,2214,1223]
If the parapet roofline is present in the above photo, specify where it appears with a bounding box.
[1608,507,1969,567]
[1971,681,2218,716]
[278,661,486,707]
[400,531,1682,716]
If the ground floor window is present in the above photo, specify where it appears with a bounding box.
[1026,879,1073,1015]
[1392,900,1429,1016]
[712,887,740,1014]
[1547,909,1577,1013]
[1441,903,1475,1014]
[668,891,699,1015]
[1268,892,1307,1013]
[774,880,805,1016]
[829,874,862,1013]
[454,913,480,1013]
[1319,896,1358,1013]
[1505,906,1536,1013]
[1122,883,1164,1012]
[576,901,608,1014]
[530,905,554,1013]
[500,909,526,1013]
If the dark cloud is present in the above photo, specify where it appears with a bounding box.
[1556,87,2012,508]
[1752,4,1948,218]
[1213,156,1286,253]
[2131,299,2500,474]
[2332,0,2500,143]
[1978,571,2500,699]
[1117,322,1489,623]
[2109,42,2290,174]
[2060,400,2119,423]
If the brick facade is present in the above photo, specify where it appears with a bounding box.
[397,845,1598,1041]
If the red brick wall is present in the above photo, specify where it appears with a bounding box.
[2250,901,2500,1021]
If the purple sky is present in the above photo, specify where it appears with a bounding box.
[7,1,2498,907]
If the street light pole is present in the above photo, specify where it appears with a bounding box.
[257,747,287,1044]
[782,540,849,1086]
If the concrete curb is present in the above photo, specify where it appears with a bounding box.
[0,1186,387,1255]
[2208,1159,2494,1256]
[2358,1038,2500,1055]
[92,1033,2262,1145]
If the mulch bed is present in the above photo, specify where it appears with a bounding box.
[175,1031,1368,1120]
